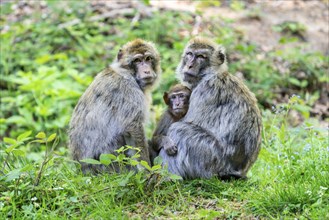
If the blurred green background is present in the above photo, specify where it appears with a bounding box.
[1,0,328,142]
[0,1,328,218]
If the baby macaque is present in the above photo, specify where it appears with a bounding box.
[149,84,191,162]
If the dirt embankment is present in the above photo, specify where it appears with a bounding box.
[152,0,329,54]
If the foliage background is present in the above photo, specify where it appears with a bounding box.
[0,0,328,219]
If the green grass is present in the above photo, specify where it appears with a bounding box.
[1,118,328,219]
[1,1,328,219]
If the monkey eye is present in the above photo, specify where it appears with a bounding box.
[145,56,152,62]
[133,58,142,64]
[197,54,206,59]
[186,52,193,57]
[179,94,184,98]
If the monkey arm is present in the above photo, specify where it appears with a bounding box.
[160,121,228,179]
[150,111,177,154]
[152,111,173,136]
[149,135,163,152]
[150,135,177,155]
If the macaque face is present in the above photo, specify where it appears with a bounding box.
[132,52,157,89]
[164,85,191,119]
[181,47,212,85]
[117,40,160,90]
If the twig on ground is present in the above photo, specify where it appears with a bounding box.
[59,8,134,29]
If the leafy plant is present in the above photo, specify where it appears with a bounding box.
[0,1,328,219]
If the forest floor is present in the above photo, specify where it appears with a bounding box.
[151,0,329,54]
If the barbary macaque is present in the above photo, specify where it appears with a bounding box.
[69,39,161,173]
[159,37,262,180]
[149,84,191,162]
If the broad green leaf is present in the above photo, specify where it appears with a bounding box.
[151,164,162,171]
[6,115,27,125]
[140,160,152,171]
[99,154,112,165]
[35,132,46,139]
[300,80,308,88]
[117,154,125,161]
[107,154,117,160]
[17,130,32,142]
[4,137,17,145]
[80,158,102,165]
[288,77,301,86]
[129,160,139,166]
[47,133,57,142]
[12,149,26,157]
[5,144,18,153]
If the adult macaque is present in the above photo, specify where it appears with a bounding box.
[149,84,191,162]
[159,37,262,180]
[69,39,161,173]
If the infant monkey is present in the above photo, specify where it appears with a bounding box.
[149,84,191,162]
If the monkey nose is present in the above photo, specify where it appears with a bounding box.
[144,71,151,74]
[185,72,195,77]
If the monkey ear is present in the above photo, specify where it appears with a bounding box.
[117,49,123,61]
[217,50,225,65]
[214,45,226,65]
[163,92,170,105]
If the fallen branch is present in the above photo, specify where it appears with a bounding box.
[59,8,135,29]
[89,8,134,22]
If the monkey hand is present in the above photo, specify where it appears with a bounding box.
[162,137,177,156]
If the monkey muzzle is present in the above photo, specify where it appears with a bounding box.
[140,76,154,84]
[183,72,199,84]
[173,108,185,114]
[137,76,155,89]
[172,107,187,118]
[172,102,186,113]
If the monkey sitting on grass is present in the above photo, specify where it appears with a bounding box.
[149,84,191,163]
[69,39,161,173]
[159,37,262,180]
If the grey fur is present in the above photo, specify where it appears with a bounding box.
[69,39,161,173]
[159,37,262,179]
[149,84,191,164]
[149,110,177,163]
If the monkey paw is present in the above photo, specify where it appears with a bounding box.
[164,142,177,156]
[160,136,178,156]
[165,145,177,156]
